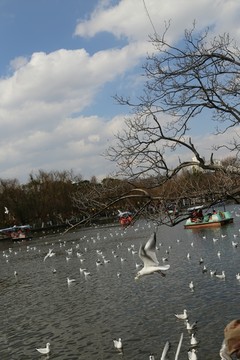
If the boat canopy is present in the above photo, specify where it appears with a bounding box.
[187,205,204,212]
[0,225,31,233]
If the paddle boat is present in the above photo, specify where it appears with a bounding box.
[0,225,32,241]
[184,205,233,229]
[117,210,133,227]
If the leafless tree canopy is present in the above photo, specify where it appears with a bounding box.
[107,25,240,183]
[105,25,240,225]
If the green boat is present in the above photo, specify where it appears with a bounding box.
[184,206,233,229]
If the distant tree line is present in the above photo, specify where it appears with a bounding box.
[0,157,240,229]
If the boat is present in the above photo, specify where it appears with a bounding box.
[184,206,233,229]
[117,210,133,226]
[0,225,32,241]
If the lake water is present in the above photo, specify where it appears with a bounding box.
[1,205,240,359]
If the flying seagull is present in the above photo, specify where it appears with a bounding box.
[135,232,170,280]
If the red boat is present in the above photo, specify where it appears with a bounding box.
[118,210,133,226]
[0,225,32,241]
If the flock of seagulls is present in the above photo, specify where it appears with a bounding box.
[2,207,240,359]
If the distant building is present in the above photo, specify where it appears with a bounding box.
[190,156,222,173]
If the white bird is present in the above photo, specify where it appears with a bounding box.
[67,277,76,285]
[149,355,155,360]
[216,271,225,279]
[190,333,199,346]
[113,338,123,351]
[189,281,194,291]
[236,273,240,280]
[36,342,50,355]
[4,206,9,214]
[135,232,170,280]
[210,269,217,276]
[175,309,188,320]
[232,240,238,247]
[43,248,55,262]
[188,348,197,360]
[185,320,198,332]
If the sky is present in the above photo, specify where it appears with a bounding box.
[0,0,239,184]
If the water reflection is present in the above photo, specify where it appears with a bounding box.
[0,205,240,359]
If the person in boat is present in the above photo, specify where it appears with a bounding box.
[190,208,203,222]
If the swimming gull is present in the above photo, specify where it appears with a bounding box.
[189,281,194,291]
[134,232,170,280]
[175,309,188,320]
[190,333,199,346]
[185,320,198,332]
[188,348,197,360]
[113,338,123,351]
[36,342,50,355]
[216,271,225,279]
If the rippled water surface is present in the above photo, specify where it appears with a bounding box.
[1,206,240,359]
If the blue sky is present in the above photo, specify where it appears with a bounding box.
[0,0,239,183]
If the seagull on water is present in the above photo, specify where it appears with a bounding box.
[216,271,225,279]
[113,338,123,351]
[134,232,170,280]
[210,269,217,276]
[189,281,194,291]
[190,333,199,346]
[175,309,188,320]
[36,342,50,355]
[188,348,197,360]
[185,320,198,332]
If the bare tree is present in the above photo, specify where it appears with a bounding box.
[106,25,240,225]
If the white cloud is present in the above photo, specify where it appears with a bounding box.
[0,0,239,183]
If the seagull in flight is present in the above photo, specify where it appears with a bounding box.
[4,206,9,215]
[135,232,170,280]
[43,248,55,262]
